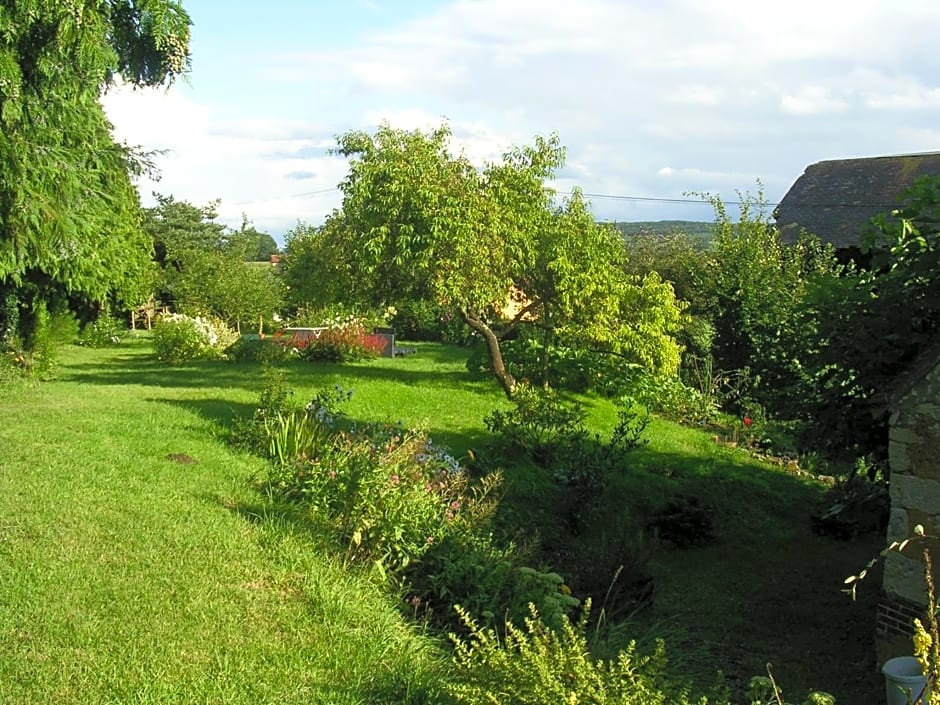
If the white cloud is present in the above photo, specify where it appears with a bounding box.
[865,85,940,111]
[101,0,940,236]
[668,85,722,106]
[101,85,346,234]
[780,86,849,116]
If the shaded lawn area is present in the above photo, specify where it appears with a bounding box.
[509,398,885,703]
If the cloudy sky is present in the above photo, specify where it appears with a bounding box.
[102,0,940,240]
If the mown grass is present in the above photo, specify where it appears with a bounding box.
[0,335,885,703]
[0,338,448,704]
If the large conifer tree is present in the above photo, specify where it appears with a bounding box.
[0,0,191,341]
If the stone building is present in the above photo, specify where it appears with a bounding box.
[877,343,940,658]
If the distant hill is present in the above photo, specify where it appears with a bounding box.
[608,220,714,241]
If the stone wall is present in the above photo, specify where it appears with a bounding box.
[879,357,940,643]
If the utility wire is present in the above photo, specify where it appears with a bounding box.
[234,186,904,211]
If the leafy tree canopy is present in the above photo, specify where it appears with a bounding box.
[145,193,228,267]
[143,195,282,330]
[802,175,940,453]
[0,0,191,312]
[287,122,684,395]
[242,226,279,262]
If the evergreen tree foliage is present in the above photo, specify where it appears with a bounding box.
[0,0,191,344]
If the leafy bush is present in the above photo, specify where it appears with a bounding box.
[3,301,79,379]
[230,365,300,454]
[253,385,501,576]
[0,289,19,349]
[484,385,587,467]
[447,601,710,705]
[275,425,496,573]
[622,369,717,426]
[225,336,293,363]
[293,323,385,362]
[485,386,647,532]
[390,299,476,345]
[0,348,28,385]
[404,529,582,635]
[78,304,126,347]
[151,312,239,362]
[466,334,599,392]
[697,190,840,412]
[797,176,940,454]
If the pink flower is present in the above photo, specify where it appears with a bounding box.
[743,416,753,427]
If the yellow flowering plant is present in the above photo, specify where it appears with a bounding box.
[912,546,939,705]
[846,524,937,705]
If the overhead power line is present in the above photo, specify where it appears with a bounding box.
[233,186,904,211]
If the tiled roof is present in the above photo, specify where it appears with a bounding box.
[775,153,940,248]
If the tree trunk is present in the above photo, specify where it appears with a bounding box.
[540,324,553,388]
[460,309,516,398]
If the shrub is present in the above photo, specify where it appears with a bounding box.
[447,601,709,705]
[78,304,126,348]
[622,369,717,426]
[254,386,501,576]
[274,426,497,573]
[0,289,19,349]
[242,379,585,637]
[696,190,840,412]
[284,318,385,363]
[230,365,300,455]
[390,299,476,344]
[404,528,582,635]
[484,385,587,466]
[151,312,239,362]
[485,386,647,532]
[0,348,28,385]
[226,336,293,363]
[6,301,79,379]
[797,176,940,454]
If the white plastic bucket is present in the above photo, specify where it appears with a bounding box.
[882,656,928,705]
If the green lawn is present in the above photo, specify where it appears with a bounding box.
[0,336,885,703]
[0,339,449,704]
